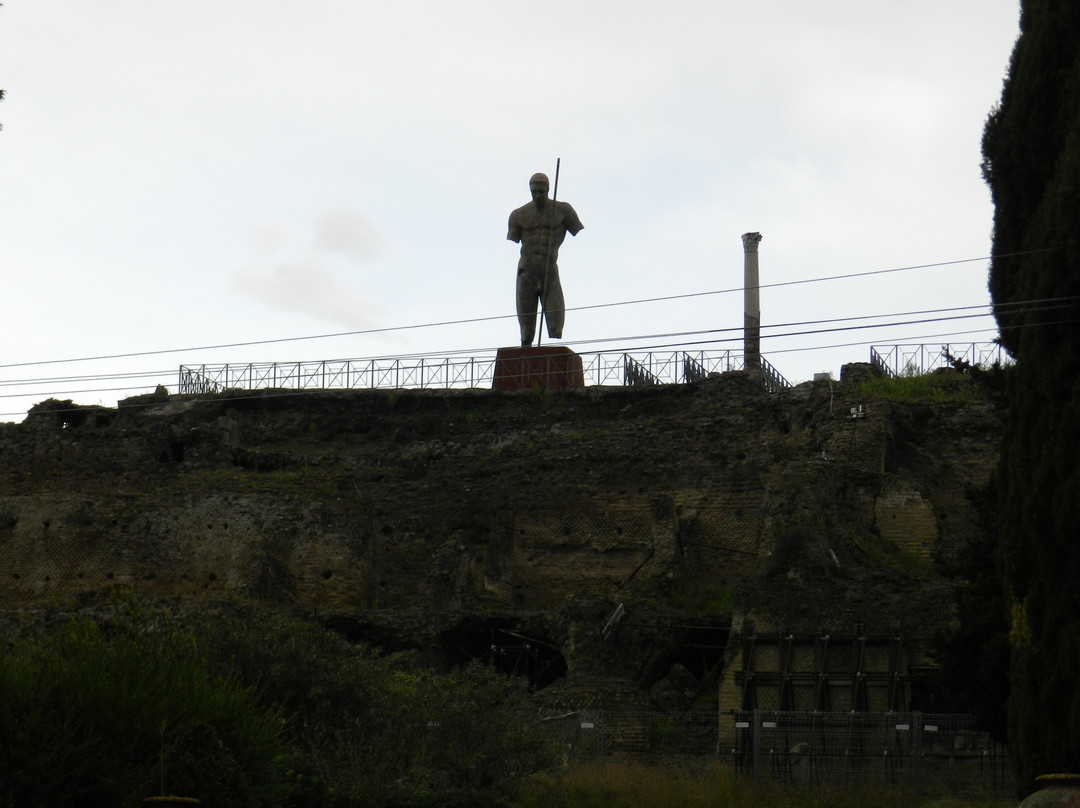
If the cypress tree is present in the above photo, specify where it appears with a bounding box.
[981,0,1080,790]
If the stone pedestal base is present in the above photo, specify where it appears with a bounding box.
[492,346,585,390]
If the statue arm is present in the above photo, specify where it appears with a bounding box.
[561,202,584,236]
[506,210,522,243]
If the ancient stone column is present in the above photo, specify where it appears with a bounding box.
[742,232,763,372]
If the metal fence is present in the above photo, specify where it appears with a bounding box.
[870,343,1012,378]
[539,710,1012,795]
[541,710,720,762]
[725,710,1012,795]
[177,342,1009,394]
[178,350,785,394]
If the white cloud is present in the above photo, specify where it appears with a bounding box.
[311,210,384,263]
[248,223,296,255]
[230,262,386,332]
[231,210,388,330]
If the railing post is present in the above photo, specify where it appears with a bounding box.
[597,710,606,761]
[753,708,762,782]
[912,710,923,795]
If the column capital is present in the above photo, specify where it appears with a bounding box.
[741,232,763,251]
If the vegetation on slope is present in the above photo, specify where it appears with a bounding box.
[856,369,991,404]
[0,599,288,807]
[981,0,1080,789]
[0,596,561,807]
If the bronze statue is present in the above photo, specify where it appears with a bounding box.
[507,172,584,347]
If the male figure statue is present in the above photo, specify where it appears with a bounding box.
[507,173,584,347]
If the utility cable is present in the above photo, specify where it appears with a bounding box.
[0,250,1048,372]
[2,260,1074,414]
[6,315,1059,419]
[0,299,1035,389]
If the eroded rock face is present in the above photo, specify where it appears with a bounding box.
[0,372,1001,705]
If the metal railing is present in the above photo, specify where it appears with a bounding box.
[623,356,662,386]
[725,709,1012,795]
[178,350,784,394]
[177,356,496,394]
[539,709,1011,795]
[541,710,718,761]
[759,356,791,393]
[870,343,1011,378]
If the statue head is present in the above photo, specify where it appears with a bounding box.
[529,173,550,206]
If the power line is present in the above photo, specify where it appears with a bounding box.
[0,312,1017,412]
[0,251,1022,372]
[0,322,1015,419]
[3,255,1072,416]
[2,299,1004,387]
[0,318,1041,419]
[0,295,1051,391]
[371,299,1046,362]
[0,368,172,388]
[0,382,166,402]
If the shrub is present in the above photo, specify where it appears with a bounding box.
[856,372,984,403]
[193,607,564,807]
[0,599,289,807]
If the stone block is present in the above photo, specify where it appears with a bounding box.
[492,346,584,389]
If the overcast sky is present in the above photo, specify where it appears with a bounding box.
[1,2,1020,421]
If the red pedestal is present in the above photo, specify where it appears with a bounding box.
[492,346,585,390]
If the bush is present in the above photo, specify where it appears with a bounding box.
[192,607,564,807]
[856,371,985,403]
[0,599,289,807]
[0,600,562,807]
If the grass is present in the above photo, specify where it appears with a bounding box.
[513,762,1014,808]
[856,372,986,404]
[655,581,734,616]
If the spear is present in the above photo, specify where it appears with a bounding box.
[536,157,561,348]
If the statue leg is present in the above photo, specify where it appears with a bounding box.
[542,270,564,339]
[516,271,539,346]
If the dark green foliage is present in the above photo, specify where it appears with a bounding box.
[983,0,1080,359]
[932,479,1009,741]
[0,600,290,807]
[0,602,562,807]
[981,0,1080,790]
[193,607,563,807]
[856,368,989,404]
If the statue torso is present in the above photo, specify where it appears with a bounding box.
[507,200,584,273]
